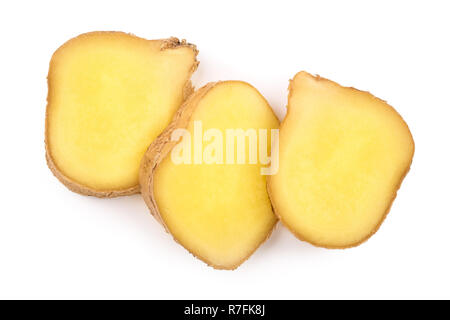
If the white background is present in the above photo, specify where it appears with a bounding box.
[0,0,449,299]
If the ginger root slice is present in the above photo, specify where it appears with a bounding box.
[45,31,198,197]
[140,81,279,269]
[268,71,414,248]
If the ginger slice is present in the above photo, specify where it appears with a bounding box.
[140,81,279,269]
[46,31,198,197]
[268,71,414,248]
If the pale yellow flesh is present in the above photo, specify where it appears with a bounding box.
[154,82,279,268]
[47,32,196,191]
[269,72,414,247]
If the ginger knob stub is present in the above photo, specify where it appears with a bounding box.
[45,31,198,197]
[268,71,414,248]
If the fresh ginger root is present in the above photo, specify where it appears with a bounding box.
[268,71,414,248]
[46,32,198,197]
[140,81,279,269]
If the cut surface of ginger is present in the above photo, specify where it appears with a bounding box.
[145,81,279,269]
[268,71,414,248]
[46,32,197,196]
